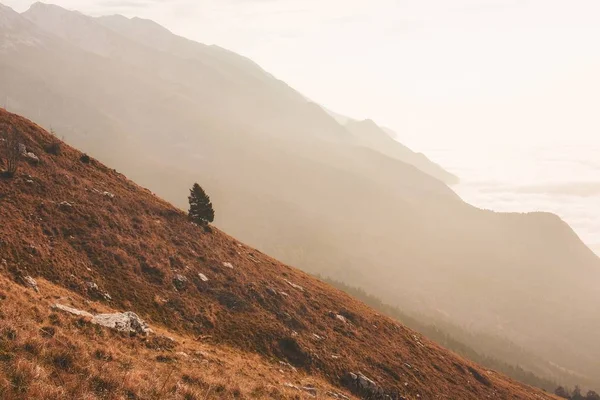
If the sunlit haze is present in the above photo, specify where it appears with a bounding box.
[2,0,600,395]
[6,0,599,254]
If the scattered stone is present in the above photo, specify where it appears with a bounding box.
[86,281,112,301]
[58,201,73,210]
[329,312,347,323]
[198,273,209,282]
[22,276,39,293]
[284,279,304,292]
[222,262,234,269]
[103,191,115,199]
[345,372,386,398]
[52,304,94,318]
[326,391,350,399]
[24,152,40,164]
[266,287,278,296]
[279,361,297,372]
[173,274,188,290]
[312,333,323,341]
[301,386,318,396]
[283,383,317,397]
[25,179,34,185]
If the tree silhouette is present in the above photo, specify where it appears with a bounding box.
[188,183,214,226]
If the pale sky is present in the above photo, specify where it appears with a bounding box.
[5,0,600,150]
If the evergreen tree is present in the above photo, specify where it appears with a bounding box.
[188,183,214,226]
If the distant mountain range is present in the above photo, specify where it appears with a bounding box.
[1,1,599,390]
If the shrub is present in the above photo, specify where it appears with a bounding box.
[45,128,62,155]
[80,153,91,164]
[1,126,22,178]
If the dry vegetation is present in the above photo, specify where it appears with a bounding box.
[0,109,560,399]
[0,275,341,399]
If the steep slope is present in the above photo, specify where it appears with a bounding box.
[0,109,560,400]
[1,3,600,389]
[345,119,459,184]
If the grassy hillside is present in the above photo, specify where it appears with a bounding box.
[0,109,561,399]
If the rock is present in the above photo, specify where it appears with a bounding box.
[58,201,73,210]
[284,279,304,292]
[345,372,387,398]
[52,304,94,318]
[279,361,297,372]
[86,281,112,301]
[24,152,39,164]
[18,143,27,154]
[329,312,347,323]
[22,276,39,293]
[222,262,234,269]
[103,191,115,199]
[53,305,151,335]
[173,274,188,290]
[301,386,318,396]
[198,273,209,282]
[326,391,351,399]
[92,312,152,335]
[266,287,278,296]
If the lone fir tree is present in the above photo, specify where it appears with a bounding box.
[188,183,214,226]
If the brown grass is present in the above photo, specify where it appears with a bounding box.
[0,275,340,399]
[0,109,559,399]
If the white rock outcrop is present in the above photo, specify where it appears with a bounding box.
[52,305,152,335]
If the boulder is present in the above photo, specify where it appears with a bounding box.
[92,312,152,335]
[52,305,151,335]
[198,273,209,282]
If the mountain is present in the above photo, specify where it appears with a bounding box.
[1,2,600,389]
[344,118,459,184]
[324,108,458,184]
[0,109,558,399]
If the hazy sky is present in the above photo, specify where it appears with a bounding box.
[5,0,600,150]
[4,0,600,252]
